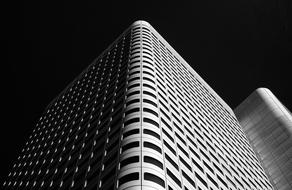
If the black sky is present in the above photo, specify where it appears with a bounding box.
[2,0,291,183]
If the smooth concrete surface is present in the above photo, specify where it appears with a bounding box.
[235,88,292,190]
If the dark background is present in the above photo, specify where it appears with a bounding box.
[2,0,291,183]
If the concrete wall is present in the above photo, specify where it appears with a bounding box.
[235,88,292,190]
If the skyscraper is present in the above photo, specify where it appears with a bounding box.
[235,88,292,190]
[3,21,274,190]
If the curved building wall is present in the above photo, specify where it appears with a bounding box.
[119,21,274,190]
[3,20,275,190]
[234,88,292,190]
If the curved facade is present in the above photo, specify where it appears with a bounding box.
[235,88,292,190]
[3,21,274,190]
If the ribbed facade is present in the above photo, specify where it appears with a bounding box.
[3,21,274,190]
[3,23,132,190]
[235,88,292,190]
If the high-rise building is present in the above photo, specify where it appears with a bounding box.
[235,88,292,190]
[3,21,274,190]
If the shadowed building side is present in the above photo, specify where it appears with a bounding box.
[234,87,292,190]
[2,21,133,190]
[3,21,274,190]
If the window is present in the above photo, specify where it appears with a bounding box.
[167,169,181,187]
[182,170,196,188]
[160,108,170,120]
[173,121,184,134]
[123,129,139,139]
[122,141,139,152]
[161,117,172,131]
[144,173,165,188]
[199,149,210,161]
[143,108,158,117]
[226,175,236,188]
[143,83,156,91]
[143,71,155,78]
[144,156,163,169]
[212,162,223,174]
[163,140,176,156]
[143,91,157,99]
[179,156,192,171]
[130,46,140,52]
[130,65,139,71]
[127,90,140,97]
[130,59,140,66]
[207,174,218,188]
[142,60,154,67]
[125,108,140,116]
[144,141,162,154]
[177,144,188,157]
[127,83,140,90]
[195,172,207,187]
[120,156,139,168]
[143,99,157,107]
[143,77,155,84]
[217,175,228,188]
[118,172,139,186]
[128,76,140,83]
[187,136,197,148]
[158,92,168,104]
[142,42,152,50]
[203,160,214,173]
[175,132,186,145]
[143,129,160,140]
[142,27,150,32]
[126,99,139,107]
[159,100,169,112]
[165,153,178,170]
[234,177,244,189]
[162,128,174,142]
[192,159,204,173]
[209,151,219,163]
[124,118,140,126]
[143,118,159,128]
[132,27,140,32]
[131,40,140,45]
[129,70,139,76]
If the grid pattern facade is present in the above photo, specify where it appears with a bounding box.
[3,26,132,190]
[3,21,274,190]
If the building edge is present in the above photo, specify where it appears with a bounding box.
[235,87,292,133]
[138,21,236,118]
[44,19,236,120]
[234,87,292,190]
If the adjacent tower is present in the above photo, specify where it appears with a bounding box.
[235,88,292,190]
[3,21,274,190]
